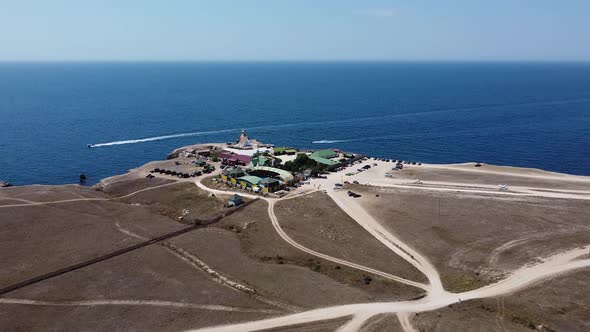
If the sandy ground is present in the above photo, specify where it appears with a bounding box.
[393,162,590,191]
[0,184,105,202]
[274,192,426,287]
[355,187,590,291]
[0,198,182,287]
[0,183,278,331]
[358,314,403,331]
[0,246,276,331]
[295,157,590,292]
[260,317,352,331]
[173,200,419,308]
[192,158,590,331]
[414,269,590,331]
[3,153,590,331]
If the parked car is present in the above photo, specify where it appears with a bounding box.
[347,191,361,198]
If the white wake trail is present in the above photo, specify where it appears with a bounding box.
[88,128,239,148]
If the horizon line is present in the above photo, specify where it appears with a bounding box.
[0,59,589,64]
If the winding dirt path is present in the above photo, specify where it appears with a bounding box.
[328,189,443,295]
[0,298,279,314]
[195,178,428,290]
[0,181,183,209]
[192,246,590,331]
[6,170,586,331]
[192,173,590,332]
[266,200,428,290]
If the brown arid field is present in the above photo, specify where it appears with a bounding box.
[354,186,590,292]
[413,269,590,331]
[1,154,590,332]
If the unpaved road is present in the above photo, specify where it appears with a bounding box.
[0,298,279,314]
[328,189,443,295]
[0,181,184,209]
[4,163,587,331]
[192,246,590,332]
[192,164,590,331]
[194,178,428,290]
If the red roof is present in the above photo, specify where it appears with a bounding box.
[218,152,251,164]
[230,155,251,163]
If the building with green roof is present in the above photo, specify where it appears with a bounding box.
[274,146,297,155]
[249,166,294,183]
[237,176,262,186]
[310,149,338,159]
[309,149,339,166]
[309,155,339,166]
[251,156,270,167]
[227,167,246,178]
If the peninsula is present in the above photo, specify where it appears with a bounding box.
[1,130,590,331]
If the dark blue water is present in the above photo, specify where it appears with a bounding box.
[1,62,589,185]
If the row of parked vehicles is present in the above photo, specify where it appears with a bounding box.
[371,156,422,165]
[150,168,205,178]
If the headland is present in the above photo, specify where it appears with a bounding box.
[1,130,590,331]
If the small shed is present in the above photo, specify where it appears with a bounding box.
[227,194,244,207]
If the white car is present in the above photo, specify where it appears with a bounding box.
[385,173,393,178]
[498,184,509,191]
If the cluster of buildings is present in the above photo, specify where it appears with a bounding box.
[212,130,361,193]
[219,165,294,194]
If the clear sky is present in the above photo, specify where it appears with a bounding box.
[1,0,589,61]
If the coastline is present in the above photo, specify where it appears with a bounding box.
[3,142,590,188]
[2,139,590,331]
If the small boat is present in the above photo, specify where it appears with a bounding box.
[87,144,93,148]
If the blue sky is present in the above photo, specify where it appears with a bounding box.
[1,0,589,61]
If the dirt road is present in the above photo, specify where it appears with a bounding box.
[192,165,590,331]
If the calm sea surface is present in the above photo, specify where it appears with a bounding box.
[1,62,589,185]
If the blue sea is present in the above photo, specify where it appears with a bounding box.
[1,62,589,185]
